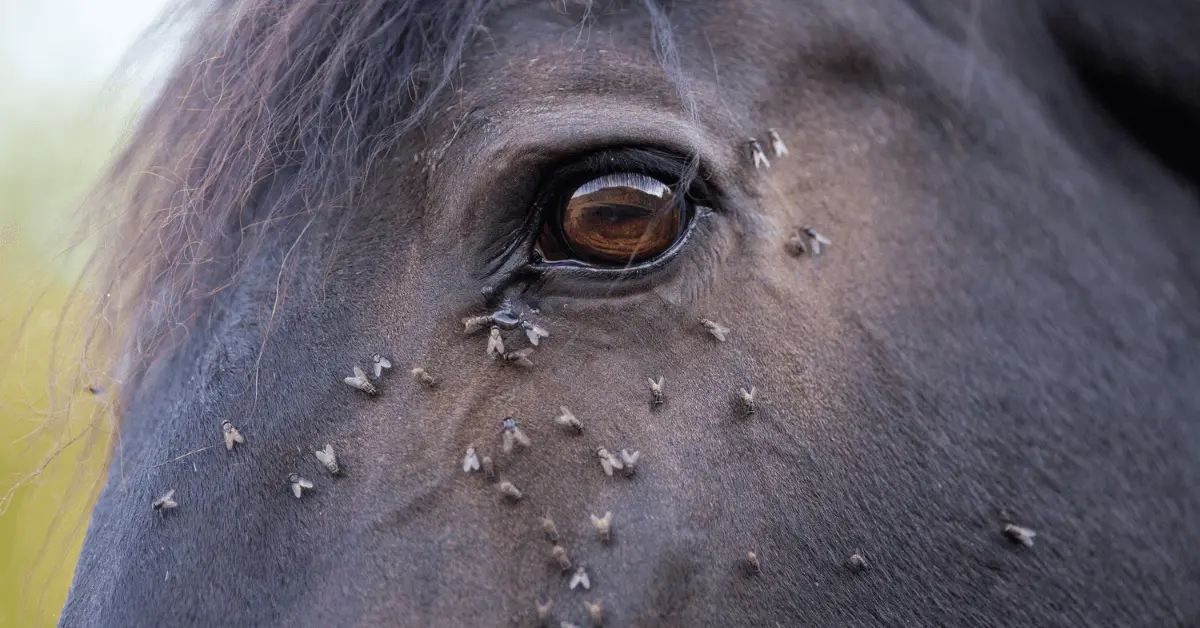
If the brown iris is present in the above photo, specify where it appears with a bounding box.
[538,173,685,265]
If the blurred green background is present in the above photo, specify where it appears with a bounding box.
[0,1,167,625]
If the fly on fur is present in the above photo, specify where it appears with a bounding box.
[343,366,378,395]
[739,387,758,416]
[221,420,245,450]
[648,376,665,406]
[597,448,624,476]
[504,347,535,368]
[784,229,809,257]
[569,566,591,591]
[619,449,640,477]
[152,489,177,513]
[551,544,571,570]
[767,128,789,157]
[700,319,730,342]
[498,480,524,501]
[541,516,560,542]
[1003,523,1036,547]
[590,511,613,543]
[463,314,492,335]
[371,354,392,378]
[482,455,496,480]
[411,367,437,388]
[555,407,583,433]
[523,320,550,346]
[487,326,505,358]
[315,444,342,476]
[584,601,603,624]
[536,599,553,621]
[288,473,314,498]
[746,137,770,169]
[802,227,832,257]
[501,417,533,454]
[463,445,481,473]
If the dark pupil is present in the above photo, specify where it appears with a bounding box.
[548,175,683,264]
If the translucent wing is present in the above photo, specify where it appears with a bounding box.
[569,568,590,590]
[315,445,339,473]
[463,315,490,334]
[291,483,303,498]
[513,427,532,447]
[502,430,515,454]
[487,328,505,357]
[505,348,535,368]
[462,447,480,472]
[523,322,550,346]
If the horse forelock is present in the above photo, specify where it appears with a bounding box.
[81,0,507,394]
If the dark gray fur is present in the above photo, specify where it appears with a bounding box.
[61,0,1200,626]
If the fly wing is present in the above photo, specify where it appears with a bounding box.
[506,348,535,367]
[463,452,480,473]
[599,457,614,476]
[502,430,515,454]
[487,329,504,357]
[514,427,532,447]
[291,483,303,498]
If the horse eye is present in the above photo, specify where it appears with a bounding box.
[536,173,688,266]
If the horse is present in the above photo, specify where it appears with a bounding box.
[57,0,1200,625]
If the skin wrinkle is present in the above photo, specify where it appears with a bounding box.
[60,0,1200,626]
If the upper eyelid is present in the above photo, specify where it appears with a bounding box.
[449,107,738,278]
[451,104,737,206]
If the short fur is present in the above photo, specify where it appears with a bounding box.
[63,0,1200,626]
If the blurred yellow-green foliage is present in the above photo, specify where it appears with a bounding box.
[0,80,135,626]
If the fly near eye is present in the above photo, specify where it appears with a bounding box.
[538,172,688,266]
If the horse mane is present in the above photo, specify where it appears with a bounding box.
[76,0,499,396]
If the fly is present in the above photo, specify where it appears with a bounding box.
[487,326,505,358]
[221,420,245,450]
[739,387,757,416]
[597,448,623,476]
[648,376,665,407]
[555,407,583,433]
[523,321,550,346]
[463,445,481,473]
[343,366,378,395]
[152,489,177,513]
[700,319,730,342]
[288,473,314,498]
[314,444,341,476]
[747,138,770,169]
[371,354,392,378]
[767,128,789,157]
[501,417,533,454]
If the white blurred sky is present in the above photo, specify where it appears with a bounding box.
[0,0,171,93]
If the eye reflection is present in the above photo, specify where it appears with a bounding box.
[537,173,687,266]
